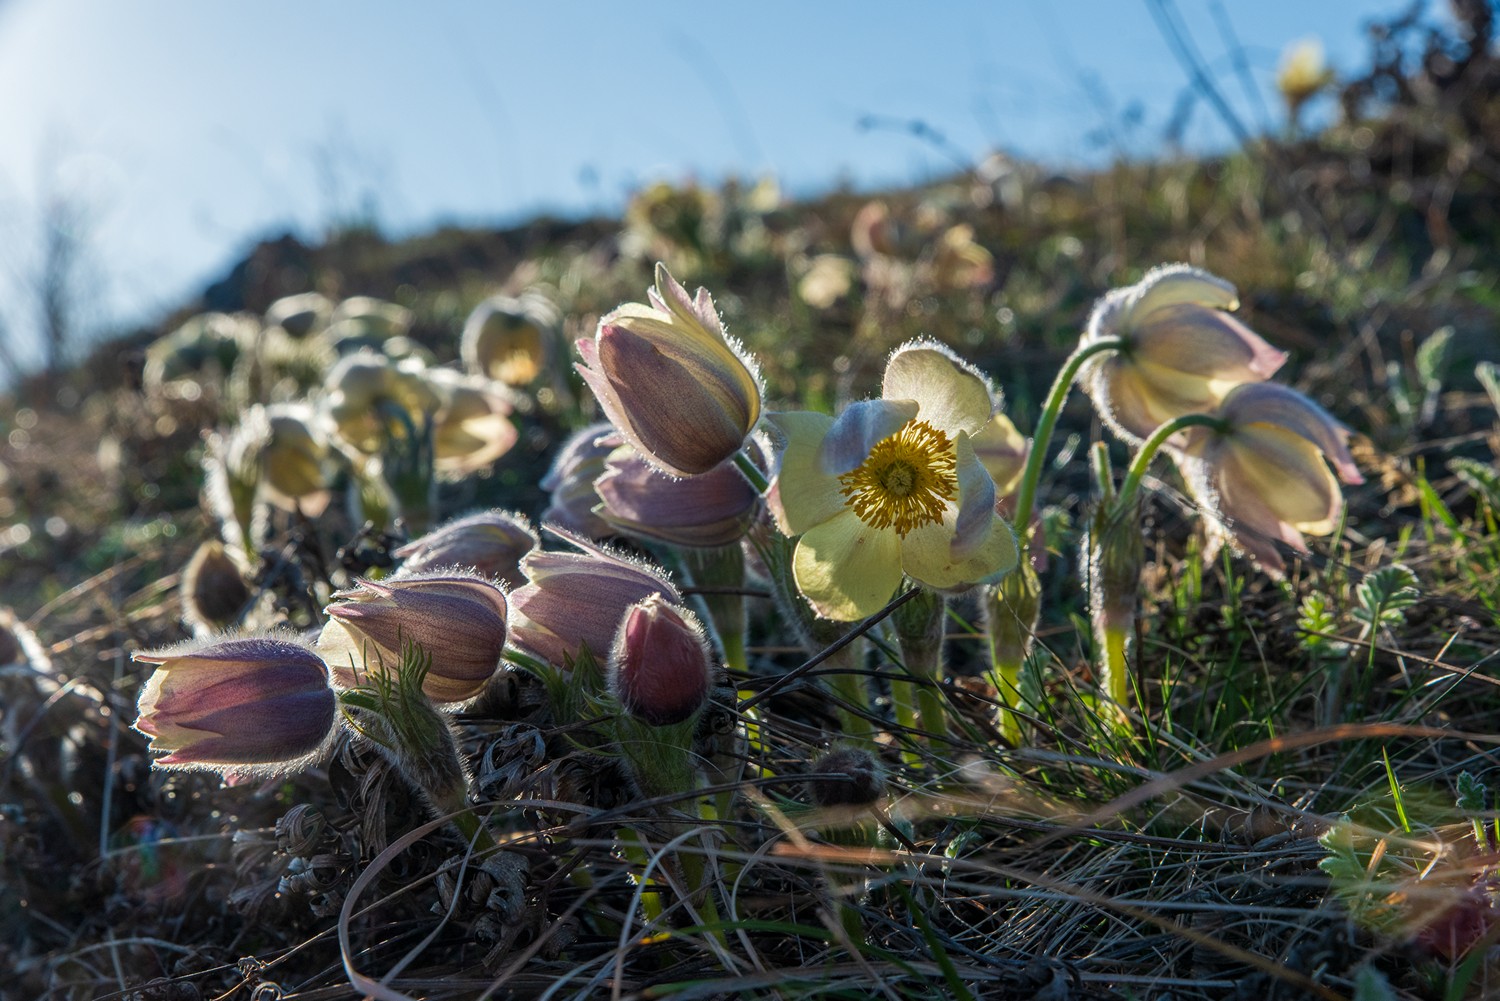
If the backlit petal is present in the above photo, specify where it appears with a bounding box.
[793,511,903,621]
[882,342,993,436]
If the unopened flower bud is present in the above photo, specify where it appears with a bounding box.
[318,571,509,704]
[133,634,337,772]
[607,596,714,726]
[576,263,763,477]
[540,423,620,540]
[508,528,680,668]
[395,509,538,589]
[595,446,760,548]
[461,292,561,387]
[806,747,886,808]
[181,540,254,635]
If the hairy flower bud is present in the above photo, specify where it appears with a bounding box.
[607,596,714,726]
[181,540,254,635]
[508,528,680,668]
[577,263,763,476]
[594,446,761,548]
[394,509,538,589]
[318,571,509,705]
[133,634,337,772]
[540,423,621,540]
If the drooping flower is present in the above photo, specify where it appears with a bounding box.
[180,540,254,635]
[317,571,509,704]
[264,291,334,339]
[258,403,337,515]
[1277,38,1334,122]
[422,368,520,477]
[508,528,681,668]
[322,351,439,456]
[1083,264,1288,442]
[576,263,762,477]
[394,509,539,589]
[607,595,715,726]
[133,634,338,772]
[1178,382,1364,574]
[767,340,1018,621]
[594,445,761,548]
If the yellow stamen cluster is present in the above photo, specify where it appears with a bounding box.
[838,419,957,536]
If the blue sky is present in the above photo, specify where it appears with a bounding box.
[0,0,1422,372]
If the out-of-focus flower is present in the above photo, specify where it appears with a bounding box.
[929,224,994,291]
[322,296,413,354]
[258,403,337,515]
[767,340,1018,621]
[394,509,538,589]
[423,368,520,477]
[971,412,1028,502]
[540,423,621,540]
[318,571,509,705]
[1277,38,1334,121]
[1083,264,1287,442]
[1178,382,1364,574]
[142,312,254,396]
[607,595,714,726]
[508,528,681,668]
[461,292,561,387]
[797,254,857,309]
[850,200,899,261]
[323,351,440,455]
[594,446,760,548]
[133,634,337,772]
[264,292,334,339]
[181,540,254,635]
[577,264,763,477]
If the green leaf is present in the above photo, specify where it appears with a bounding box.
[1353,565,1420,633]
[1457,771,1488,812]
[1415,325,1453,387]
[1450,457,1500,509]
[1477,360,1500,417]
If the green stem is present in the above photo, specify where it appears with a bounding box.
[1012,337,1127,532]
[1116,412,1229,509]
[733,448,769,494]
[988,660,1023,746]
[890,587,948,763]
[1099,623,1131,726]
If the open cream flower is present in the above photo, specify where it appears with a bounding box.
[1083,264,1287,442]
[1178,382,1363,575]
[767,341,1018,621]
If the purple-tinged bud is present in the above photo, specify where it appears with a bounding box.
[133,634,337,772]
[540,423,621,540]
[318,571,509,705]
[1083,264,1288,442]
[394,509,539,590]
[607,596,714,726]
[806,747,886,808]
[576,263,763,477]
[594,446,760,548]
[508,527,680,668]
[461,292,561,387]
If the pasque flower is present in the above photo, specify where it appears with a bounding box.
[1178,382,1363,574]
[1083,264,1287,442]
[767,340,1018,621]
[422,368,520,477]
[317,571,509,704]
[577,263,762,477]
[394,509,538,589]
[133,634,337,772]
[607,595,715,726]
[594,445,761,548]
[508,528,681,668]
[540,422,621,540]
[461,292,561,387]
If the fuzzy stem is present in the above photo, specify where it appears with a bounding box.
[982,561,1041,746]
[1116,412,1229,509]
[1012,336,1127,532]
[1099,623,1131,727]
[890,587,948,761]
[732,448,770,494]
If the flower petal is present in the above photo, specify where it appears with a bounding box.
[971,414,1028,497]
[1127,263,1239,321]
[950,432,997,560]
[1220,383,1363,485]
[818,399,916,475]
[1134,304,1287,384]
[881,342,993,436]
[900,510,1017,591]
[793,511,903,621]
[765,411,846,536]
